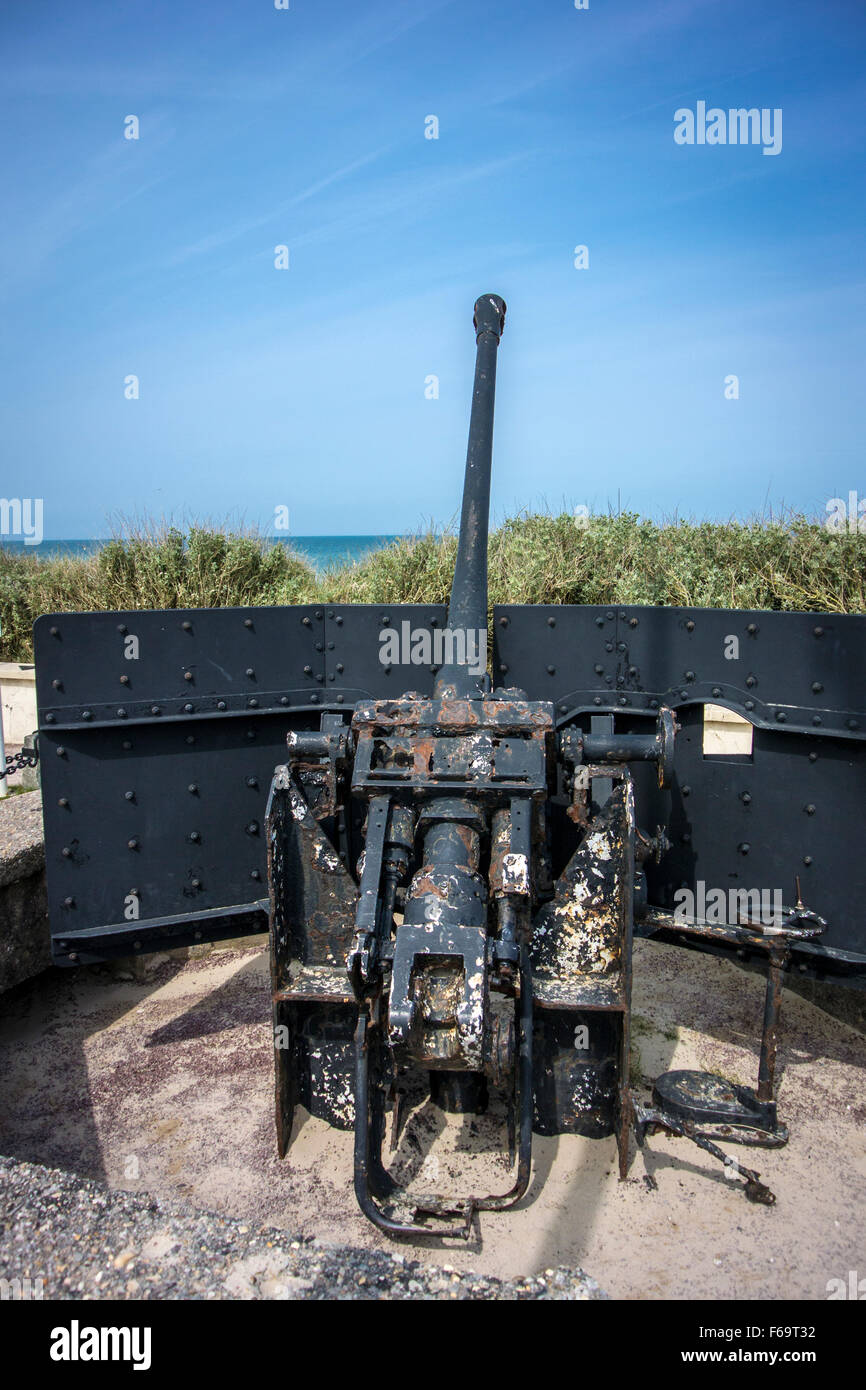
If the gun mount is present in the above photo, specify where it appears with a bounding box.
[31,295,865,1236]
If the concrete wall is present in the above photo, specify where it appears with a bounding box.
[0,662,37,746]
[0,790,50,992]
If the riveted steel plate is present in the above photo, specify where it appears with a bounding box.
[493,605,866,739]
[321,604,448,701]
[494,606,865,974]
[34,603,447,964]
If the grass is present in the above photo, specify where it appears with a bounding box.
[1,510,863,664]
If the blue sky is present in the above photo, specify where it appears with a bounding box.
[1,0,864,537]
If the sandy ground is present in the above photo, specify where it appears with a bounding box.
[0,938,863,1300]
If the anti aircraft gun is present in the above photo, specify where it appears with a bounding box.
[31,295,865,1236]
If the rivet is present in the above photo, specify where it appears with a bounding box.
[186,735,195,745]
[280,696,289,705]
[217,700,227,711]
[808,752,818,762]
[336,694,344,703]
[804,804,816,815]
[61,846,72,858]
[46,713,55,724]
[739,842,750,854]
[191,878,202,890]
[302,616,311,627]
[685,620,695,633]
[682,785,691,796]
[741,792,751,804]
[63,897,75,909]
[747,623,758,636]
[559,704,567,713]
[500,664,508,674]
[184,703,193,713]
[182,620,192,631]
[246,821,259,835]
[594,664,604,675]
[246,729,256,738]
[184,671,193,682]
[746,675,756,687]
[680,690,688,700]
[745,700,755,711]
[56,746,66,757]
[127,838,139,850]
[812,716,822,726]
[124,790,135,801]
[245,667,255,678]
[547,665,556,675]
[606,612,614,621]
[776,711,787,722]
[50,626,59,637]
[82,710,92,721]
[188,783,199,794]
[189,830,201,842]
[813,626,824,637]
[120,674,130,685]
[499,617,509,627]
[251,869,261,880]
[244,618,254,629]
[803,855,813,866]
[595,617,605,628]
[52,679,62,690]
[812,682,823,694]
[606,643,614,653]
[629,617,638,628]
[594,696,602,706]
[650,699,659,709]
[685,671,695,682]
[122,740,132,750]
[848,719,859,731]
[335,615,343,625]
[310,694,318,703]
[151,705,160,716]
[712,687,721,697]
[619,696,628,705]
[547,617,556,627]
[327,642,335,651]
[58,797,69,808]
[117,624,127,635]
[249,697,259,707]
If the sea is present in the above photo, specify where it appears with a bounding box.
[0,535,402,574]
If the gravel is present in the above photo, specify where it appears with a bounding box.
[0,1156,606,1301]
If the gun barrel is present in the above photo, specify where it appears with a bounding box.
[435,293,506,700]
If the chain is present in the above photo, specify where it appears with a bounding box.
[4,743,39,777]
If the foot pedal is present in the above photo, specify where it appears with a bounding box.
[652,1070,787,1145]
